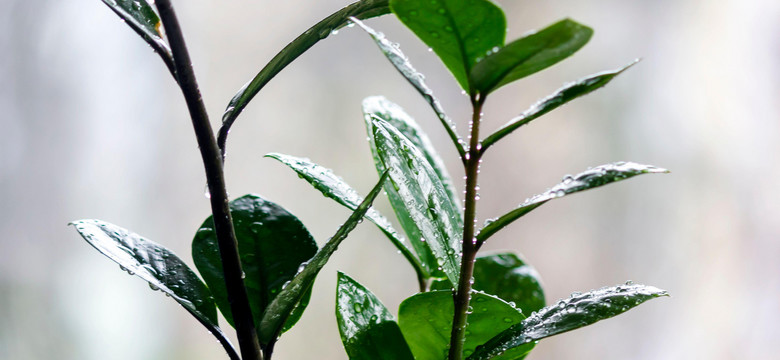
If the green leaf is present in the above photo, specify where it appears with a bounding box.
[218,0,391,155]
[468,284,669,360]
[477,162,668,244]
[71,219,239,360]
[363,97,460,207]
[336,272,415,360]
[265,152,426,282]
[432,252,545,316]
[259,172,389,344]
[389,0,506,92]
[481,60,639,151]
[398,291,531,360]
[100,0,175,76]
[371,118,464,285]
[192,195,318,337]
[351,19,465,158]
[470,19,593,95]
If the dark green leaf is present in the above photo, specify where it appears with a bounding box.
[259,172,388,344]
[336,272,415,360]
[398,291,531,360]
[481,60,639,151]
[363,111,446,283]
[363,97,460,206]
[470,19,593,95]
[371,118,464,285]
[265,152,426,282]
[431,252,545,315]
[389,0,506,92]
[71,219,238,360]
[477,162,668,243]
[468,284,669,360]
[192,195,317,337]
[100,0,175,76]
[218,0,391,156]
[351,20,465,157]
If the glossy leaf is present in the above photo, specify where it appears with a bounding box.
[398,291,531,360]
[470,19,593,95]
[70,219,238,360]
[468,284,669,360]
[336,272,415,360]
[100,0,175,76]
[363,97,460,206]
[192,195,317,336]
[390,0,506,92]
[371,118,464,285]
[265,152,426,282]
[259,172,388,344]
[351,19,465,157]
[432,252,545,315]
[363,112,445,282]
[218,0,391,156]
[481,60,639,151]
[477,162,668,243]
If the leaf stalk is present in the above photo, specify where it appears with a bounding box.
[448,96,485,360]
[155,1,262,359]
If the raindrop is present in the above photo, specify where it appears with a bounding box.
[148,283,159,291]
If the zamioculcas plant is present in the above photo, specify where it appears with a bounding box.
[74,1,668,360]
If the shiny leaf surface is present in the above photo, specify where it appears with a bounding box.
[352,20,465,157]
[259,172,388,344]
[265,152,425,281]
[477,162,668,243]
[363,97,460,206]
[398,291,531,360]
[481,60,639,151]
[468,284,669,360]
[371,118,464,285]
[192,195,317,336]
[218,0,391,155]
[71,219,238,360]
[100,0,174,76]
[336,272,415,360]
[432,252,545,315]
[390,0,506,92]
[470,19,593,95]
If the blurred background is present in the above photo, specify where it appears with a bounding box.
[1,0,779,359]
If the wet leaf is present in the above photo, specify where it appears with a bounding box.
[468,284,669,360]
[432,252,545,315]
[352,20,465,157]
[336,272,415,360]
[100,0,174,76]
[218,0,391,155]
[481,60,639,151]
[470,19,593,95]
[398,291,531,360]
[192,195,317,336]
[265,152,425,282]
[71,219,238,360]
[477,162,668,243]
[363,97,460,206]
[371,118,464,285]
[389,0,506,92]
[259,172,388,344]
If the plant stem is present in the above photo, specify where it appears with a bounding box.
[155,1,263,359]
[448,97,485,360]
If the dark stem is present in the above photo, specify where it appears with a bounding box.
[448,97,485,360]
[155,1,263,360]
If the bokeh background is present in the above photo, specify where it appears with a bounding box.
[2,0,779,359]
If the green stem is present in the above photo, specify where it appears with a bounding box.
[448,97,485,360]
[155,1,263,359]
